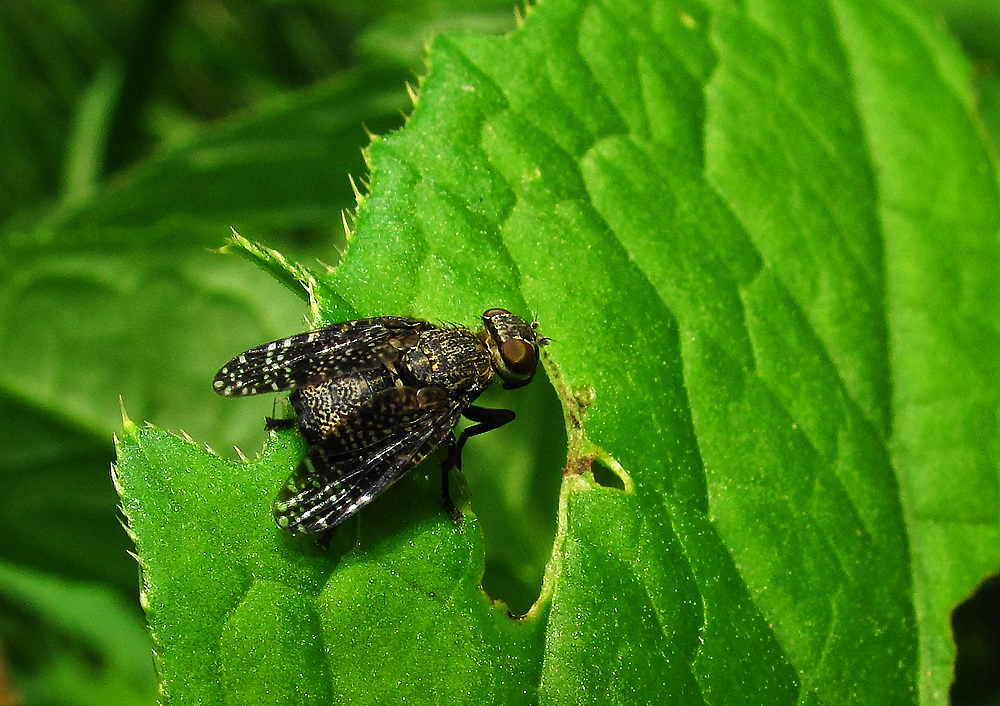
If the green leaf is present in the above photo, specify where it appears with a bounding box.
[0,70,411,456]
[45,68,411,235]
[114,0,1000,703]
[0,561,155,706]
[0,392,134,595]
[0,4,530,704]
[115,412,552,704]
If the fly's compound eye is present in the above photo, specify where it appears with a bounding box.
[480,308,542,387]
[501,338,536,376]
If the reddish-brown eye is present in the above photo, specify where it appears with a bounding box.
[501,338,536,375]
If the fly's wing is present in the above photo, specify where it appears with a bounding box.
[273,386,465,535]
[213,317,430,397]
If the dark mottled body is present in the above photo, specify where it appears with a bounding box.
[289,369,395,446]
[213,309,544,535]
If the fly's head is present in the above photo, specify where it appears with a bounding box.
[480,308,548,390]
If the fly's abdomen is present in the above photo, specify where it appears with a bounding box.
[290,367,396,445]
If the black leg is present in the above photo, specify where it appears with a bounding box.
[315,528,334,549]
[438,406,516,524]
[451,406,516,471]
[264,416,297,431]
[440,434,463,522]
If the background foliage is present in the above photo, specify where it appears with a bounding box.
[1,0,998,704]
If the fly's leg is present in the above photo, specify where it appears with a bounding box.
[264,416,297,431]
[441,434,463,522]
[454,406,517,467]
[316,528,334,549]
[265,393,298,432]
[440,406,517,522]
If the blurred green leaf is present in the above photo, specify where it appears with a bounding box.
[114,0,1000,704]
[48,68,412,236]
[0,69,416,460]
[0,393,132,594]
[0,561,155,706]
[913,0,1000,61]
[978,71,1000,151]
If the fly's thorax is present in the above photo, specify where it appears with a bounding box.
[402,328,494,393]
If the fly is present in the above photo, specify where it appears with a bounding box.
[213,308,546,535]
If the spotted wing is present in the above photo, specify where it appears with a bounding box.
[213,317,431,397]
[273,386,466,535]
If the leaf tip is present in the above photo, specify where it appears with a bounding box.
[405,81,419,106]
[119,396,137,433]
[347,173,364,203]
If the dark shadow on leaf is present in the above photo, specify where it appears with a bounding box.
[951,572,1000,705]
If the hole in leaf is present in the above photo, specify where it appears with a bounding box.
[951,573,1000,705]
[590,457,625,490]
[458,367,566,616]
